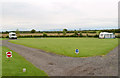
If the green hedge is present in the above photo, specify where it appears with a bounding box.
[16,34,99,38]
[1,34,99,38]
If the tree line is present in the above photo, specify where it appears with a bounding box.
[1,28,120,38]
[2,29,120,34]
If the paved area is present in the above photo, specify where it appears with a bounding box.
[2,40,119,76]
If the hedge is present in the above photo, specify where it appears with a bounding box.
[1,34,99,38]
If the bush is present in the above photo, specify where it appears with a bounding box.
[3,34,100,38]
[86,34,89,37]
[79,33,83,37]
[6,36,9,38]
[43,32,47,37]
[94,34,99,37]
[74,30,78,36]
[116,35,120,38]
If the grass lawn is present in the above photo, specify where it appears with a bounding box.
[0,47,1,77]
[0,38,7,40]
[1,46,48,76]
[9,38,118,57]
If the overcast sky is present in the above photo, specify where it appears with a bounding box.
[0,0,119,31]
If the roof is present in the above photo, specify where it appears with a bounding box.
[9,32,16,34]
[100,32,113,34]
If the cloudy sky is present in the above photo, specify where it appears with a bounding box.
[0,0,119,31]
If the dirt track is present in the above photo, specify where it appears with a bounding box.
[2,40,119,76]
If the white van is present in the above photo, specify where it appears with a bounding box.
[99,32,115,39]
[9,32,17,39]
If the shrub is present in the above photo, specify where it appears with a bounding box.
[43,32,47,37]
[80,33,83,37]
[86,33,89,37]
[94,34,99,37]
[74,30,78,36]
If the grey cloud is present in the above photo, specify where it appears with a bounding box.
[1,0,118,31]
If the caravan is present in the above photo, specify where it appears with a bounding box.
[99,32,115,39]
[9,32,17,39]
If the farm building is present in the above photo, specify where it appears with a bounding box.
[99,32,115,39]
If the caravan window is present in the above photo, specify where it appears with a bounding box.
[11,34,16,36]
[100,34,103,36]
[110,34,113,37]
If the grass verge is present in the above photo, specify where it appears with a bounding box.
[1,46,48,76]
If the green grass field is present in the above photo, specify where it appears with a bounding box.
[0,47,2,77]
[1,46,47,76]
[0,38,7,40]
[9,38,118,57]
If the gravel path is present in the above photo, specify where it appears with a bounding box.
[2,40,118,76]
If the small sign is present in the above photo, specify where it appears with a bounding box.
[6,51,12,58]
[23,68,26,72]
[75,49,79,54]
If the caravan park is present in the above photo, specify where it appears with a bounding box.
[0,29,119,76]
[0,0,119,77]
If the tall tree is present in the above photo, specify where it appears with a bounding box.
[63,29,67,36]
[31,29,36,33]
[5,31,9,34]
[74,30,78,36]
[58,32,60,36]
[63,29,67,32]
[16,29,20,34]
[16,29,20,37]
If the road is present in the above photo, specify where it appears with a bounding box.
[2,40,119,76]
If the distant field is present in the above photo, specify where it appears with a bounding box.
[9,38,118,57]
[1,46,47,76]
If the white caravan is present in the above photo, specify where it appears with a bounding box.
[9,32,17,39]
[99,32,115,39]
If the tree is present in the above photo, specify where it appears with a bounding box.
[80,32,83,37]
[16,29,20,34]
[86,33,89,37]
[16,29,20,37]
[74,30,78,36]
[63,29,67,32]
[5,31,9,34]
[58,32,60,36]
[63,29,67,36]
[97,30,101,35]
[43,32,47,37]
[31,29,36,33]
[113,30,116,34]
[38,31,41,33]
[63,31,66,36]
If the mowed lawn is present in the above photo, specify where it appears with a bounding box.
[0,38,7,40]
[9,38,118,57]
[1,46,47,76]
[0,47,2,77]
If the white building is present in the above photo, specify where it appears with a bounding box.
[99,32,115,39]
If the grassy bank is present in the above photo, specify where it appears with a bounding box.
[1,46,48,76]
